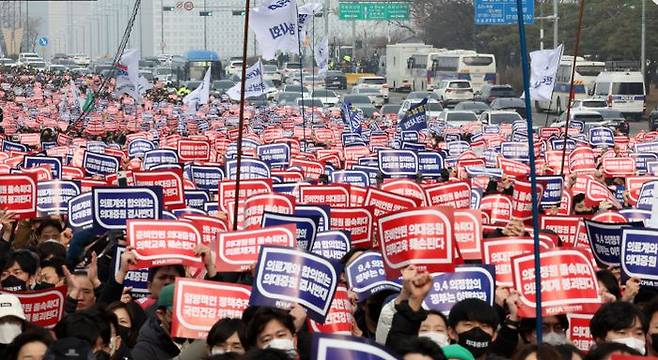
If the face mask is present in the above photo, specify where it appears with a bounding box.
[33,282,54,290]
[1,276,27,292]
[419,331,450,347]
[266,338,296,358]
[210,347,226,355]
[116,325,131,345]
[612,337,646,355]
[543,332,568,346]
[458,327,492,358]
[651,334,658,354]
[0,322,22,344]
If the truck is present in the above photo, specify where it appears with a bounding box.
[385,43,435,92]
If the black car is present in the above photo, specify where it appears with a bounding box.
[476,84,516,104]
[650,107,658,131]
[324,70,347,90]
[490,97,526,119]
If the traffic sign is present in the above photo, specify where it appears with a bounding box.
[474,0,534,25]
[37,37,48,47]
[338,2,409,21]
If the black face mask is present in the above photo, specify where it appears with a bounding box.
[116,325,131,346]
[458,327,492,358]
[33,282,55,290]
[94,350,111,360]
[1,276,27,292]
[651,334,658,354]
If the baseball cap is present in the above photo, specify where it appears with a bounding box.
[156,283,175,310]
[44,337,93,360]
[442,344,475,360]
[0,294,26,321]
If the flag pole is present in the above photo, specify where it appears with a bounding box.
[233,0,252,230]
[311,10,316,129]
[515,0,543,343]
[295,4,306,151]
[559,0,585,175]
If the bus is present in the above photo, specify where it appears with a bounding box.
[424,51,496,92]
[171,50,223,82]
[536,56,606,113]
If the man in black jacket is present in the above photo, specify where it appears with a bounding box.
[131,283,181,360]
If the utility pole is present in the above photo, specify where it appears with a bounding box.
[553,0,558,49]
[324,0,329,40]
[641,0,646,80]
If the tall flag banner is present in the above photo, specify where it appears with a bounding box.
[249,0,300,60]
[399,98,428,132]
[529,44,564,101]
[114,48,153,102]
[226,60,267,101]
[184,66,211,107]
[315,38,329,75]
[298,3,323,36]
[342,102,362,134]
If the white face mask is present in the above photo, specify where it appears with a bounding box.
[543,332,568,346]
[419,331,450,347]
[265,338,296,358]
[0,322,22,344]
[612,337,646,355]
[210,347,226,355]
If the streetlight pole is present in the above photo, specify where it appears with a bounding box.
[204,0,207,50]
[641,0,646,80]
[161,0,165,54]
[553,0,558,48]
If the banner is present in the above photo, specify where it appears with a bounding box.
[250,246,341,323]
[295,205,330,232]
[184,190,209,210]
[364,188,421,218]
[310,231,351,261]
[219,179,272,212]
[37,180,80,216]
[621,228,658,287]
[378,208,455,278]
[418,152,444,177]
[480,195,513,224]
[216,225,297,272]
[181,214,228,244]
[23,156,62,179]
[249,0,300,60]
[93,187,162,230]
[540,215,581,246]
[584,220,627,267]
[538,176,564,206]
[377,150,418,177]
[177,140,210,162]
[308,287,352,334]
[529,44,563,101]
[512,180,544,220]
[227,60,267,101]
[262,212,319,251]
[567,313,595,353]
[300,185,350,208]
[133,169,186,210]
[243,193,295,230]
[114,246,149,298]
[512,249,600,317]
[311,334,398,360]
[226,158,271,180]
[128,139,155,158]
[500,142,530,162]
[0,174,37,219]
[68,192,93,231]
[143,149,179,170]
[423,265,495,314]
[331,170,369,188]
[258,143,291,167]
[330,207,373,247]
[183,66,211,107]
[172,278,250,339]
[2,287,66,328]
[82,151,119,176]
[399,98,428,132]
[589,127,615,147]
[424,182,471,209]
[380,179,426,206]
[452,209,483,260]
[482,237,553,287]
[127,219,203,268]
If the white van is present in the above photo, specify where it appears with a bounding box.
[592,71,645,120]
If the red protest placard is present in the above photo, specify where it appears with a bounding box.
[299,185,350,208]
[381,179,426,206]
[451,209,483,261]
[215,225,296,272]
[3,286,66,328]
[180,215,228,245]
[349,185,368,207]
[567,313,595,353]
[0,174,37,219]
[499,158,530,178]
[15,167,51,182]
[610,356,658,360]
[586,179,621,208]
[243,193,295,230]
[512,249,601,317]
[482,237,553,287]
[290,158,324,180]
[330,207,374,247]
[480,195,513,225]
[177,139,210,161]
[127,220,203,268]
[540,215,582,246]
[424,181,471,209]
[219,179,272,212]
[133,169,185,210]
[591,211,627,224]
[271,170,304,183]
[307,286,353,334]
[172,278,250,339]
[540,127,561,139]
[569,147,597,172]
[512,180,544,221]
[364,188,421,219]
[602,157,635,177]
[558,190,573,215]
[61,166,85,180]
[378,207,455,279]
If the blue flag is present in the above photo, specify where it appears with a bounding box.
[399,98,428,132]
[342,101,362,134]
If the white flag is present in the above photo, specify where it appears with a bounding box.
[70,80,84,112]
[315,38,329,75]
[115,48,151,102]
[298,3,322,36]
[226,60,267,101]
[249,0,299,60]
[529,44,564,102]
[183,66,211,106]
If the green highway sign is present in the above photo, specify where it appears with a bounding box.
[339,2,410,21]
